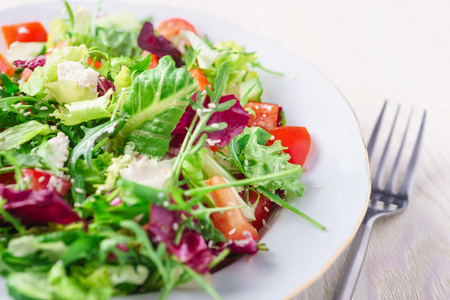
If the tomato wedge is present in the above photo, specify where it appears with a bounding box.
[267,126,311,166]
[22,169,72,196]
[156,18,197,41]
[87,58,103,69]
[189,68,210,91]
[205,176,259,241]
[0,52,14,76]
[244,101,279,131]
[247,190,272,230]
[1,22,47,48]
[20,68,33,82]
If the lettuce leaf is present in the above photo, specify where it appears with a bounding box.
[233,127,305,196]
[0,121,50,150]
[20,45,88,97]
[53,89,114,125]
[112,56,197,158]
[45,80,97,104]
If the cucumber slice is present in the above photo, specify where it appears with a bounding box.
[237,77,263,102]
[7,273,53,300]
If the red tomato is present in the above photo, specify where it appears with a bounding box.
[156,18,197,41]
[205,176,259,241]
[267,126,311,166]
[20,68,33,82]
[189,68,210,91]
[46,39,70,56]
[0,171,15,185]
[0,52,15,76]
[86,58,103,69]
[244,102,279,131]
[22,169,72,196]
[247,190,272,230]
[1,22,47,48]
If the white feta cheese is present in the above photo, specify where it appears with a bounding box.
[57,61,99,94]
[119,157,173,190]
[47,132,69,169]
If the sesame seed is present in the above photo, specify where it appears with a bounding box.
[172,223,179,231]
[290,74,297,80]
[163,201,169,207]
[262,219,266,226]
[228,228,236,235]
[157,192,165,199]
[14,103,21,109]
[264,206,270,212]
[121,87,126,91]
[255,105,259,109]
[208,103,216,109]
[19,109,24,114]
[202,108,212,113]
[227,202,235,207]
[40,106,48,111]
[38,176,45,183]
[74,203,82,207]
[269,135,275,141]
[50,126,58,131]
[244,159,249,166]
[315,185,322,189]
[70,178,75,184]
[208,240,213,248]
[281,165,285,169]
[262,114,266,117]
[210,123,219,129]
[49,113,54,117]
[75,187,84,193]
[23,111,31,116]
[196,108,202,116]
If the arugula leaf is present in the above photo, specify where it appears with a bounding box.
[75,152,113,193]
[0,121,50,150]
[0,73,19,94]
[128,54,152,74]
[113,56,197,158]
[233,127,305,196]
[184,46,201,70]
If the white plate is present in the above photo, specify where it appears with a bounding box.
[0,1,370,299]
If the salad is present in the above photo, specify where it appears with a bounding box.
[0,2,324,300]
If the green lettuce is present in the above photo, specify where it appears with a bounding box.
[45,80,97,104]
[53,89,114,125]
[47,17,71,48]
[8,235,67,261]
[113,56,197,158]
[233,127,305,196]
[20,45,88,97]
[0,121,50,150]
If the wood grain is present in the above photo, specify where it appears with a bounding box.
[4,0,450,299]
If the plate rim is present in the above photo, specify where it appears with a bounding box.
[0,1,371,298]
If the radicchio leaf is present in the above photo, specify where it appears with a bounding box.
[0,183,83,226]
[171,94,250,148]
[147,204,215,274]
[13,55,47,71]
[137,22,182,67]
[227,231,259,255]
[97,77,115,97]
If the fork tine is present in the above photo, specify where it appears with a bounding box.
[371,103,401,190]
[367,100,387,163]
[398,110,427,197]
[384,108,413,194]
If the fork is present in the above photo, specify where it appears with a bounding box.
[331,101,427,300]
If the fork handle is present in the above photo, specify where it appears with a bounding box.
[331,223,373,300]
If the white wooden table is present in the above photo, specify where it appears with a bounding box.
[4,0,450,299]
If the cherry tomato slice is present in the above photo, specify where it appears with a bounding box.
[2,22,47,48]
[156,18,197,41]
[20,68,33,82]
[267,126,311,166]
[205,176,259,241]
[247,190,272,230]
[244,101,279,131]
[189,68,210,91]
[22,169,72,196]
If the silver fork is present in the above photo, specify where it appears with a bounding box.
[331,101,427,300]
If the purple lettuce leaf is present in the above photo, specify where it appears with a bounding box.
[98,77,115,97]
[12,55,47,71]
[0,184,83,226]
[171,94,250,148]
[137,22,182,68]
[147,204,215,274]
